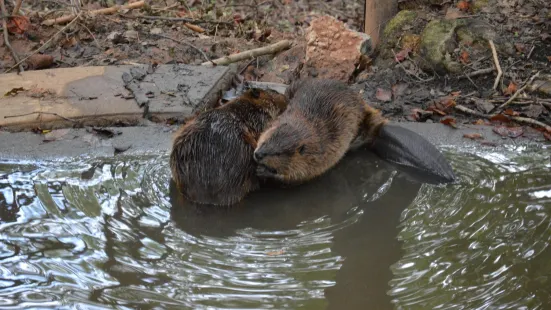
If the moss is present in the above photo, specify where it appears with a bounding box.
[419,19,466,74]
[472,0,490,12]
[383,10,418,39]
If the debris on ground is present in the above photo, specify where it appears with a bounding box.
[0,0,549,142]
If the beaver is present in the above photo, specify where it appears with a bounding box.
[169,87,288,206]
[253,78,456,184]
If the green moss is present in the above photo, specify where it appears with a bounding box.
[419,19,466,73]
[383,10,418,39]
[472,0,490,12]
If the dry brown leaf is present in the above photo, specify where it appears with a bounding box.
[445,7,465,20]
[504,82,517,95]
[503,109,519,116]
[26,54,54,70]
[493,125,523,138]
[544,132,551,141]
[426,106,447,116]
[457,0,470,11]
[473,119,487,125]
[6,16,30,35]
[375,88,392,102]
[394,48,411,62]
[463,133,483,140]
[547,56,551,62]
[459,50,470,64]
[489,114,511,123]
[440,117,458,128]
[184,23,205,33]
[392,83,409,98]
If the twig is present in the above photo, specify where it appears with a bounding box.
[527,45,535,60]
[130,15,233,25]
[42,1,145,26]
[496,72,540,110]
[454,104,551,132]
[1,0,23,73]
[153,33,213,65]
[489,40,502,91]
[4,12,82,73]
[392,49,434,83]
[4,111,78,123]
[201,40,291,66]
[11,0,22,15]
[458,67,494,79]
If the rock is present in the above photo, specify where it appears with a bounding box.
[456,20,515,55]
[418,19,466,74]
[124,30,139,41]
[302,15,372,81]
[375,10,419,67]
[150,28,163,35]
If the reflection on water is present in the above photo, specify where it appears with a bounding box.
[0,144,549,309]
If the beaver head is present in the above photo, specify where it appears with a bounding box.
[253,118,325,183]
[240,88,288,116]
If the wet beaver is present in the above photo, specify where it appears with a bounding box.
[169,87,288,206]
[253,78,456,184]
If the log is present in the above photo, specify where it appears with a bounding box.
[364,0,398,47]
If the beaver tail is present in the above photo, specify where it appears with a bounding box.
[370,125,456,184]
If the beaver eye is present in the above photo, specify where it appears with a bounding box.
[298,145,306,155]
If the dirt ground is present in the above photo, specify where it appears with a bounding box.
[0,0,550,142]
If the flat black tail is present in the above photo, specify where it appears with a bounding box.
[370,124,456,184]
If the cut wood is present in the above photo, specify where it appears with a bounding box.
[364,0,398,47]
[201,40,292,66]
[41,1,145,26]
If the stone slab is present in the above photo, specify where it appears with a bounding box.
[0,64,234,131]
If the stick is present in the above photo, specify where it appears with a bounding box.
[1,0,23,73]
[4,12,82,73]
[489,40,502,91]
[201,40,291,66]
[153,33,213,65]
[4,111,78,123]
[458,67,494,79]
[41,1,145,26]
[454,104,551,132]
[131,15,233,25]
[11,0,22,15]
[496,72,540,110]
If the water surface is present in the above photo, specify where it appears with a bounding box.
[0,145,550,309]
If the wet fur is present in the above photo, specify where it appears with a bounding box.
[169,88,288,206]
[254,79,385,183]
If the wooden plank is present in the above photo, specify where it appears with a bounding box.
[0,64,233,131]
[364,0,398,48]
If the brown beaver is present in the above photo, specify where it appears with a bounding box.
[253,78,456,184]
[169,87,288,206]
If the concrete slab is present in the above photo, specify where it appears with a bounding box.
[0,122,546,162]
[0,64,234,131]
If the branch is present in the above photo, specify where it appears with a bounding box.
[201,40,291,66]
[1,0,23,73]
[496,72,541,110]
[489,40,502,91]
[41,0,145,26]
[11,0,22,15]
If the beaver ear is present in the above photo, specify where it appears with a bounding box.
[250,88,261,99]
[298,145,306,155]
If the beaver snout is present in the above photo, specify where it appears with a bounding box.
[253,150,267,162]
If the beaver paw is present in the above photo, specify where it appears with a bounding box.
[256,164,279,179]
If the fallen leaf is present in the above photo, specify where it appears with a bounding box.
[544,132,551,141]
[375,88,392,102]
[426,106,447,116]
[433,96,456,111]
[394,48,411,62]
[547,56,551,62]
[523,105,544,118]
[493,125,523,138]
[457,0,470,11]
[4,87,25,97]
[514,43,526,53]
[450,91,462,97]
[391,83,409,98]
[184,23,205,33]
[409,108,433,122]
[504,82,517,95]
[6,16,29,34]
[463,133,483,140]
[503,109,519,116]
[440,117,458,128]
[459,50,470,64]
[489,114,511,123]
[473,119,487,125]
[43,129,71,142]
[445,7,465,20]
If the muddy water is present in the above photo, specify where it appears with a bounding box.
[0,145,549,309]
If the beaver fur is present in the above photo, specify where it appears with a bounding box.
[253,78,456,184]
[169,87,288,206]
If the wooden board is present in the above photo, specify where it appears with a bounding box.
[0,64,232,131]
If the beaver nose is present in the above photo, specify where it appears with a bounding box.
[253,150,266,162]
